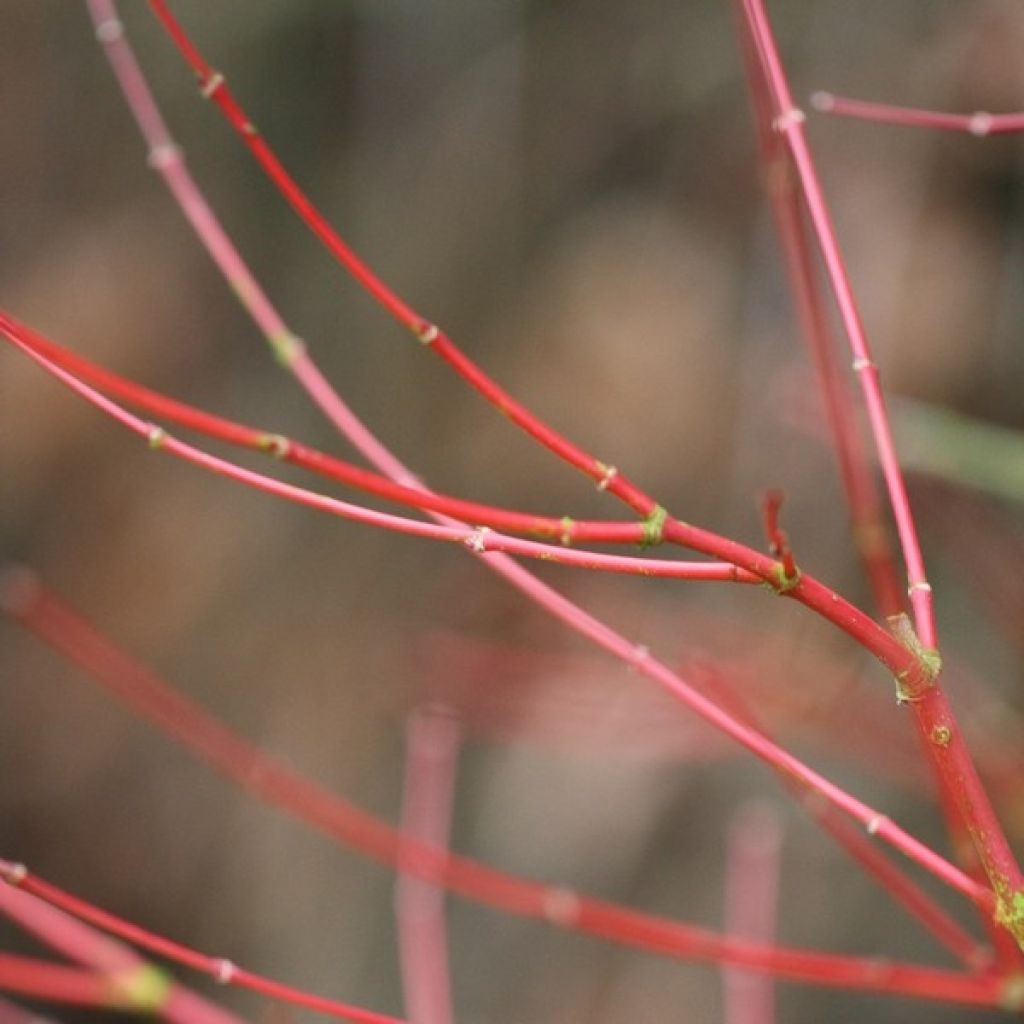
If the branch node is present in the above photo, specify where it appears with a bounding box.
[595,461,618,491]
[865,814,887,836]
[969,111,994,136]
[146,143,181,170]
[627,644,651,671]
[542,886,581,926]
[0,861,27,886]
[200,71,225,100]
[639,504,668,548]
[760,490,800,593]
[464,526,492,553]
[768,562,802,594]
[773,107,806,133]
[213,958,236,985]
[147,425,167,450]
[94,17,124,43]
[888,613,942,703]
[414,321,440,346]
[559,516,574,546]
[110,965,172,1012]
[268,330,305,367]
[257,433,291,459]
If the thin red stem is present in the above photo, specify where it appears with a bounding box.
[92,1,997,913]
[734,8,904,618]
[139,0,956,704]
[737,0,1024,931]
[738,0,935,642]
[5,315,746,554]
[89,0,1024,958]
[81,0,1015,917]
[0,332,987,907]
[0,314,751,586]
[141,0,696,518]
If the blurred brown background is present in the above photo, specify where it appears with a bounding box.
[4,1,1024,1021]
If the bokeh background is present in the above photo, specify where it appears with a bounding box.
[4,1,1024,1021]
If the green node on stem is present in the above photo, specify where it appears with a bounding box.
[559,516,574,546]
[639,504,668,548]
[257,432,290,459]
[108,965,172,1012]
[767,561,801,595]
[267,329,304,368]
[888,613,942,703]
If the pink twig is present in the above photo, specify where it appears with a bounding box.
[723,801,783,1024]
[811,92,1024,136]
[739,0,935,643]
[396,707,461,1024]
[734,8,904,618]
